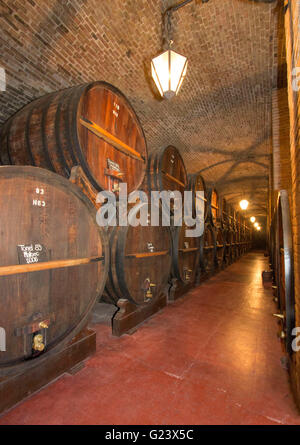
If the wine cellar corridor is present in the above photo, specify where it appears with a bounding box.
[1,0,300,428]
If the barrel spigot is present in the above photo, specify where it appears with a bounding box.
[39,321,49,329]
[32,334,45,352]
[273,313,284,320]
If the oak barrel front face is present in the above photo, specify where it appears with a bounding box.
[220,198,230,226]
[232,230,239,260]
[227,204,234,228]
[224,229,233,264]
[0,82,147,195]
[0,166,109,376]
[146,146,187,211]
[76,83,147,193]
[200,224,216,275]
[188,173,208,222]
[215,227,225,267]
[234,211,240,232]
[157,146,187,192]
[277,191,295,354]
[208,188,219,226]
[172,224,200,284]
[109,225,172,305]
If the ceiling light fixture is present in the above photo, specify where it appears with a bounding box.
[254,222,259,228]
[151,0,209,99]
[151,44,187,99]
[250,216,255,223]
[239,199,249,210]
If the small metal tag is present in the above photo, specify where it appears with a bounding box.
[107,158,121,172]
[147,242,155,252]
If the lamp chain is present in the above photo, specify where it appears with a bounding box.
[165,10,173,48]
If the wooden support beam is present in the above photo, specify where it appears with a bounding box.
[126,250,169,258]
[0,256,104,277]
[162,171,185,188]
[80,117,144,162]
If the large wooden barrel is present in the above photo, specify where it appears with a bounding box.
[0,82,147,196]
[207,188,220,227]
[187,173,208,221]
[215,226,225,268]
[231,230,239,261]
[104,225,172,306]
[220,197,230,227]
[171,224,200,285]
[233,210,240,231]
[275,190,295,354]
[200,223,216,277]
[146,146,187,214]
[269,215,277,278]
[240,219,247,255]
[223,228,234,265]
[0,166,109,376]
[227,204,235,229]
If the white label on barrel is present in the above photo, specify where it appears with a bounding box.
[17,244,48,265]
[33,199,46,207]
[107,158,121,172]
[33,187,46,206]
[147,242,155,252]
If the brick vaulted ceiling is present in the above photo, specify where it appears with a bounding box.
[0,0,286,217]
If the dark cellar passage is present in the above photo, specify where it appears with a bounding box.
[0,252,299,425]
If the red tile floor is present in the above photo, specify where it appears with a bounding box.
[1,251,300,425]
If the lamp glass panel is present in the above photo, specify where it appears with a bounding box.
[151,62,164,96]
[170,50,187,92]
[151,51,170,94]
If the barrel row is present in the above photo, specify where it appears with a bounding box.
[269,190,295,356]
[0,82,252,378]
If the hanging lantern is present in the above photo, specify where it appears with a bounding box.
[151,48,188,99]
